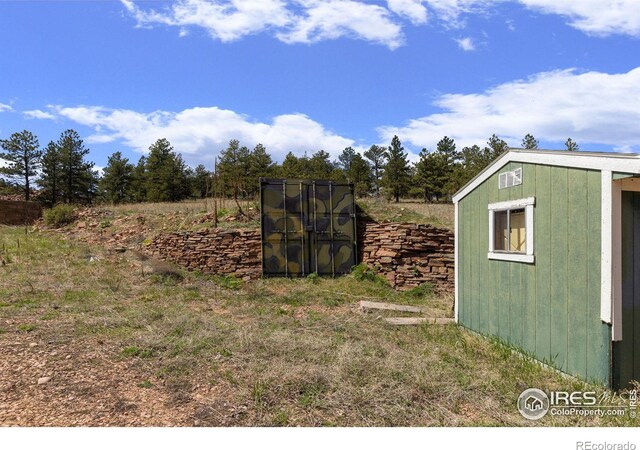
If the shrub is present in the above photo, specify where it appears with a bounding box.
[351,264,388,286]
[404,282,433,299]
[43,204,76,227]
[306,272,320,284]
[213,275,242,290]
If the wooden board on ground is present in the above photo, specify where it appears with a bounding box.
[383,317,455,326]
[360,300,429,314]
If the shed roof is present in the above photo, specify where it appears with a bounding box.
[452,148,640,203]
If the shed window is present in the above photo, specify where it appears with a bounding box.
[488,197,535,263]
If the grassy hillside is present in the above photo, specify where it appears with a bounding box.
[0,225,632,426]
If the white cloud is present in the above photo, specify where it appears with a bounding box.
[519,0,640,37]
[455,36,475,51]
[0,103,13,113]
[23,109,56,120]
[278,0,404,48]
[387,0,428,25]
[121,0,640,48]
[378,67,640,151]
[123,0,405,49]
[422,0,499,25]
[122,0,292,42]
[50,105,357,164]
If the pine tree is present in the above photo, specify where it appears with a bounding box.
[39,141,62,205]
[41,130,97,204]
[522,133,539,149]
[414,149,440,202]
[145,138,190,202]
[364,144,386,195]
[381,135,411,203]
[486,134,509,159]
[0,130,41,201]
[565,138,579,151]
[189,164,211,199]
[435,136,460,199]
[246,143,273,195]
[338,147,357,172]
[346,154,372,196]
[99,151,134,204]
[279,152,303,178]
[308,150,337,180]
[130,156,147,202]
[218,139,252,213]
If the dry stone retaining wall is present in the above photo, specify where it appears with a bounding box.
[146,229,262,280]
[146,221,454,290]
[359,222,454,291]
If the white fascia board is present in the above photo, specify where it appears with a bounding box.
[488,197,535,211]
[600,170,613,325]
[454,201,459,323]
[487,252,534,263]
[611,180,622,340]
[453,151,640,203]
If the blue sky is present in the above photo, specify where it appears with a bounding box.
[1,0,640,170]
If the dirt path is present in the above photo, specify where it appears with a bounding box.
[0,330,197,426]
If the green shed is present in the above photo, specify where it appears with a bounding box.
[453,149,640,389]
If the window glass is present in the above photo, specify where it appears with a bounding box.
[494,210,508,251]
[509,209,526,252]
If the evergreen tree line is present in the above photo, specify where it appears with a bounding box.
[0,128,580,205]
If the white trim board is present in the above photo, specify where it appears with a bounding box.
[487,252,535,263]
[600,171,613,326]
[487,198,535,262]
[487,197,535,211]
[453,150,640,203]
[454,201,459,324]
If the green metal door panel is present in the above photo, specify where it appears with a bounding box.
[260,178,357,278]
[567,169,589,379]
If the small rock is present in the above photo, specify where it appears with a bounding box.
[29,343,38,348]
[50,351,58,356]
[65,355,71,359]
[38,377,51,385]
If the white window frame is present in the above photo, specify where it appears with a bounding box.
[487,197,535,263]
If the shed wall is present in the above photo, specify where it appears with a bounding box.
[458,161,611,384]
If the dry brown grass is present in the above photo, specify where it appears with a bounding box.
[357,198,454,229]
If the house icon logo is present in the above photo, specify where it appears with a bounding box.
[517,388,550,420]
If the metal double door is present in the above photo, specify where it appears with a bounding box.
[260,179,357,277]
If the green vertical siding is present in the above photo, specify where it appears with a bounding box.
[458,162,611,385]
